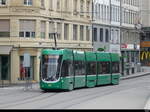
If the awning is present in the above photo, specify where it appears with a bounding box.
[0,46,13,55]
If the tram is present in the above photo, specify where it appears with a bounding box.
[40,49,121,91]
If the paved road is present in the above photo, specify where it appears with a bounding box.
[0,75,150,109]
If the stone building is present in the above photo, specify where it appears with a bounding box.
[0,0,92,84]
[140,0,150,66]
[93,0,141,76]
[120,0,141,75]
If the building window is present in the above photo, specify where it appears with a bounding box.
[73,0,78,15]
[24,0,33,6]
[86,26,90,41]
[0,0,6,5]
[93,28,97,42]
[80,0,84,16]
[73,25,78,40]
[105,29,109,42]
[49,0,53,10]
[41,0,45,8]
[41,21,46,39]
[57,0,60,10]
[57,23,62,40]
[64,24,69,40]
[86,1,90,17]
[49,22,55,39]
[64,0,68,12]
[80,25,84,41]
[100,28,103,42]
[0,20,10,37]
[19,20,35,38]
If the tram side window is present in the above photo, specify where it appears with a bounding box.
[74,61,86,76]
[112,62,120,73]
[86,62,96,75]
[61,60,73,77]
[98,62,110,74]
[97,62,101,74]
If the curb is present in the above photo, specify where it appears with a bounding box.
[120,72,150,80]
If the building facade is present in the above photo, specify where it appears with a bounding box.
[120,0,141,75]
[140,0,150,66]
[110,0,121,55]
[93,0,121,54]
[0,0,92,84]
[93,0,141,76]
[93,0,111,52]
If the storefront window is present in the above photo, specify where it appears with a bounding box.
[20,56,34,80]
[0,56,9,80]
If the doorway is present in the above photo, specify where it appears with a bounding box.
[20,56,35,80]
[0,55,10,80]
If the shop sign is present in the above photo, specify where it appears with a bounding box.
[121,44,127,49]
[141,51,150,60]
[121,44,134,50]
[127,44,134,50]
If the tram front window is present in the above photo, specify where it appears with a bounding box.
[42,55,62,81]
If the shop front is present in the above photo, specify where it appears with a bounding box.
[0,46,12,86]
[121,44,140,76]
[9,48,41,84]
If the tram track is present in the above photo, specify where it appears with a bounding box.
[66,84,149,109]
[40,76,150,109]
[0,92,59,108]
[0,75,149,109]
[0,92,44,107]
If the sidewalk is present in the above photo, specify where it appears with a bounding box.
[121,66,150,80]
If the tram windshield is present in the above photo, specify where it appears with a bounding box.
[41,55,62,81]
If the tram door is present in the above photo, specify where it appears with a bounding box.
[0,56,9,80]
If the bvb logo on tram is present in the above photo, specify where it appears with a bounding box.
[141,51,150,60]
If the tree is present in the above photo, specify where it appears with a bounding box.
[97,48,105,52]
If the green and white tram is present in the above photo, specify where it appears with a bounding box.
[40,49,120,91]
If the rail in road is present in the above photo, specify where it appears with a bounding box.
[0,74,149,109]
